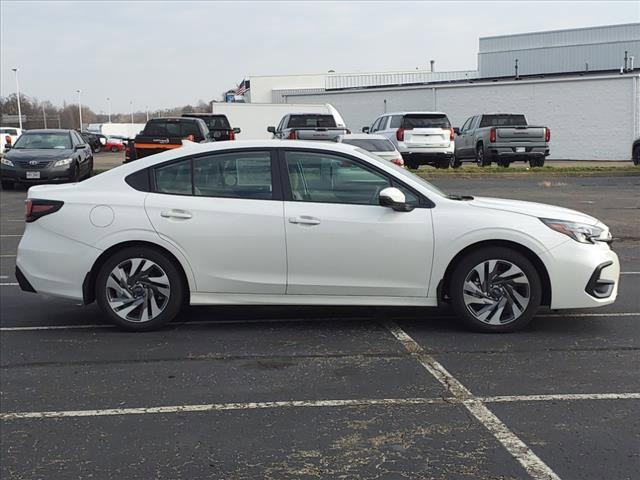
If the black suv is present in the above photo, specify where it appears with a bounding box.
[181,113,240,141]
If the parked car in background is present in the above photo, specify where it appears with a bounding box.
[181,113,240,141]
[1,127,23,150]
[336,133,404,166]
[15,140,619,333]
[80,131,106,153]
[105,137,125,152]
[125,117,210,162]
[1,129,93,189]
[268,112,349,141]
[454,114,550,168]
[633,137,640,166]
[364,112,454,169]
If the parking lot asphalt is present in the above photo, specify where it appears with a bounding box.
[1,173,639,479]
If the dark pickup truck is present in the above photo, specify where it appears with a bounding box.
[454,114,550,168]
[125,117,210,163]
[181,113,240,141]
[268,113,349,141]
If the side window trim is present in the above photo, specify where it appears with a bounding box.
[277,148,434,208]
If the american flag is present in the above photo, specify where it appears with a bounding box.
[235,79,250,96]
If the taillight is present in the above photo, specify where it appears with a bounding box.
[289,130,297,140]
[4,135,11,145]
[396,128,404,142]
[489,128,496,143]
[25,199,64,223]
[228,130,235,141]
[545,127,551,142]
[449,128,455,141]
[392,157,404,167]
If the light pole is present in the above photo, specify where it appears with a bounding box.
[146,106,149,122]
[76,90,83,130]
[107,97,112,123]
[42,104,47,128]
[130,100,134,123]
[11,68,23,130]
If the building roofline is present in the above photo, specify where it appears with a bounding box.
[480,22,640,41]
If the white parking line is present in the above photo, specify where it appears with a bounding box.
[0,397,445,420]
[0,283,18,286]
[385,321,561,480]
[482,393,640,403]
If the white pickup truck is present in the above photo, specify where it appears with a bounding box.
[268,112,349,141]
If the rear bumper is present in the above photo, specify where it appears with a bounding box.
[400,151,454,165]
[487,146,549,160]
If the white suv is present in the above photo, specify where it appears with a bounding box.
[364,112,455,169]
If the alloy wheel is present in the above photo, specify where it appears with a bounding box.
[462,259,530,325]
[105,258,171,322]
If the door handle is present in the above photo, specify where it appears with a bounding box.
[289,216,320,225]
[161,209,192,220]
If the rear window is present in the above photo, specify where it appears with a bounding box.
[143,120,202,138]
[479,115,527,127]
[402,114,451,129]
[1,128,18,135]
[184,115,230,131]
[341,138,395,152]
[288,115,336,128]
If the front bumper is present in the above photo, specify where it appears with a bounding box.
[1,165,73,184]
[544,240,619,309]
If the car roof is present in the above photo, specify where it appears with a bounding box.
[21,129,71,134]
[339,133,389,140]
[181,113,227,117]
[383,111,448,116]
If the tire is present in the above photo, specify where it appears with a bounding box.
[1,180,15,190]
[497,159,510,168]
[92,145,101,153]
[95,246,185,331]
[633,146,639,166]
[450,156,462,169]
[529,158,545,168]
[68,162,80,183]
[406,160,419,170]
[111,146,119,153]
[435,158,450,169]
[476,144,490,167]
[449,247,542,333]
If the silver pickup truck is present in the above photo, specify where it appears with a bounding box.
[453,114,550,168]
[268,113,349,141]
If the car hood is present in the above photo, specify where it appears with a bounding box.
[6,149,74,161]
[469,196,600,225]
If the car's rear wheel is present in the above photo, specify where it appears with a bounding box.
[450,156,462,169]
[406,160,419,170]
[96,247,185,331]
[529,157,545,168]
[435,158,450,169]
[633,146,639,166]
[1,180,15,190]
[449,247,541,332]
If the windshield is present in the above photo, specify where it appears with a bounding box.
[354,148,446,197]
[288,115,336,128]
[342,138,395,152]
[402,114,451,129]
[479,114,527,127]
[12,132,71,149]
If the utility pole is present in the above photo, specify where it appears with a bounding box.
[11,68,23,130]
[42,104,47,128]
[76,89,83,130]
[107,97,112,123]
[146,106,149,122]
[130,100,134,123]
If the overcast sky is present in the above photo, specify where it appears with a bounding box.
[1,1,638,114]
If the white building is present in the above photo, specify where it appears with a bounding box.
[244,23,640,160]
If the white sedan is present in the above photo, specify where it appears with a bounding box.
[16,140,619,332]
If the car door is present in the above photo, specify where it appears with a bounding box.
[72,132,90,173]
[281,148,434,297]
[456,116,474,158]
[144,149,287,294]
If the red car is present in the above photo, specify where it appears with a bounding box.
[104,137,125,152]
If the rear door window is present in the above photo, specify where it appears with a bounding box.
[402,114,451,129]
[155,160,193,195]
[389,116,402,129]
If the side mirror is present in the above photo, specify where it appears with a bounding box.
[267,126,276,134]
[4,144,11,151]
[362,126,370,133]
[74,144,86,151]
[453,127,461,135]
[233,127,241,134]
[379,187,413,212]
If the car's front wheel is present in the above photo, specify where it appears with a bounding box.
[449,247,541,332]
[96,247,185,331]
[633,146,639,166]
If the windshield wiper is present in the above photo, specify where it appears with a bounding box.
[447,194,475,201]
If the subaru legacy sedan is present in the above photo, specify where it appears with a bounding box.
[16,140,619,332]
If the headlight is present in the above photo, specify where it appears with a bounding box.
[1,157,14,167]
[541,218,610,244]
[53,158,73,167]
